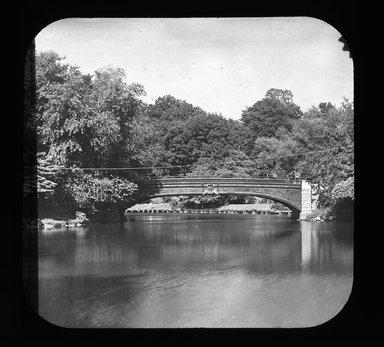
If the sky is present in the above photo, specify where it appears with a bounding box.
[35,17,353,120]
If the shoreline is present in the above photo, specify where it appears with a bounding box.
[38,218,89,229]
[36,202,353,229]
[37,210,333,229]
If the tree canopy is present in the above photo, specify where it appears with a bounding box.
[241,88,302,139]
[30,51,354,220]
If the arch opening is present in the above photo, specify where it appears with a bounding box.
[127,192,300,214]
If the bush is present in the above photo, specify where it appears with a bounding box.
[63,171,138,219]
[332,177,354,202]
[73,211,88,224]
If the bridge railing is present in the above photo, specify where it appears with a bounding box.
[128,176,306,184]
[125,173,315,181]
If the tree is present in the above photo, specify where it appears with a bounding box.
[266,88,292,105]
[36,152,59,197]
[241,89,302,139]
[35,51,69,96]
[332,176,354,202]
[252,136,298,178]
[127,114,168,173]
[36,54,94,165]
[146,95,206,121]
[63,171,137,220]
[88,66,146,167]
[35,51,145,220]
[319,102,337,116]
[287,99,354,206]
[36,52,146,167]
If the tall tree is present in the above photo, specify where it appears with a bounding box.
[288,99,354,205]
[36,52,146,167]
[35,51,145,219]
[241,88,302,140]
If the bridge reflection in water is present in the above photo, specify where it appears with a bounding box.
[39,218,352,275]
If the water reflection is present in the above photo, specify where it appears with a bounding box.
[300,221,353,274]
[38,215,353,328]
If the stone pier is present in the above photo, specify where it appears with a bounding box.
[299,180,319,220]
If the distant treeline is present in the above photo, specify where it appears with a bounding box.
[25,51,354,221]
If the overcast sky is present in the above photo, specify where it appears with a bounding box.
[35,17,353,120]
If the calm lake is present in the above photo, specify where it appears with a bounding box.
[38,215,353,328]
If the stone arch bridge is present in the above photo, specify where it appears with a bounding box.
[129,177,318,220]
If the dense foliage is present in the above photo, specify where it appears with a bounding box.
[30,50,354,221]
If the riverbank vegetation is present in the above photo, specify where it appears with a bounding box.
[25,50,354,222]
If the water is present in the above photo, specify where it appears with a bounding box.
[37,215,353,328]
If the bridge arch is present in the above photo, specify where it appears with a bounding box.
[128,177,303,214]
[131,192,300,214]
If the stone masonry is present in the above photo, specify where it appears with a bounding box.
[299,180,319,220]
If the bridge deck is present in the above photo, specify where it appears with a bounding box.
[131,177,302,187]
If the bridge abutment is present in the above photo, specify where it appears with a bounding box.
[299,180,319,220]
